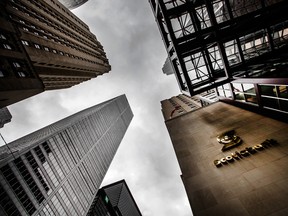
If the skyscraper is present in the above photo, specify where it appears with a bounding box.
[58,0,89,10]
[87,179,142,216]
[150,0,288,117]
[0,94,133,216]
[0,0,111,108]
[0,107,12,128]
[161,91,218,121]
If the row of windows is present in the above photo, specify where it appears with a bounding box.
[0,164,36,215]
[0,184,21,216]
[19,19,103,61]
[14,157,45,204]
[0,51,31,78]
[20,38,105,71]
[28,0,91,38]
[11,0,102,56]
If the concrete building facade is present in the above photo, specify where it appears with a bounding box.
[161,91,218,121]
[163,102,288,216]
[0,0,111,108]
[0,95,133,216]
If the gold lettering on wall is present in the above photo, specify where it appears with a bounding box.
[214,139,278,168]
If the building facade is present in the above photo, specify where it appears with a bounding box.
[0,95,133,216]
[150,0,288,117]
[161,91,218,120]
[163,101,288,215]
[58,0,88,9]
[0,107,12,128]
[87,180,142,216]
[0,0,111,108]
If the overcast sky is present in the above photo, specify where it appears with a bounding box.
[0,0,192,215]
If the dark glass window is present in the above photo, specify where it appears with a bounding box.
[25,151,50,192]
[34,146,46,163]
[279,99,288,112]
[14,157,45,204]
[262,97,279,109]
[43,141,52,154]
[0,164,36,215]
[0,184,21,216]
[260,85,277,97]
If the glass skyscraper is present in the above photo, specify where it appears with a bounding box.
[87,179,142,216]
[0,94,133,216]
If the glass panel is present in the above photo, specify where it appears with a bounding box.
[245,94,258,104]
[232,83,243,92]
[171,12,194,38]
[262,97,279,109]
[279,99,288,112]
[260,85,277,97]
[243,83,255,94]
[235,92,245,101]
[278,85,288,98]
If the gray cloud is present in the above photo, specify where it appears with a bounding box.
[0,0,192,215]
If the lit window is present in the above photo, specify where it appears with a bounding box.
[23,27,29,31]
[34,32,39,35]
[0,34,6,40]
[18,71,26,77]
[44,47,49,51]
[13,62,21,68]
[52,49,57,53]
[19,20,25,24]
[3,44,12,49]
[0,70,4,77]
[34,44,41,49]
[22,40,29,46]
[59,51,64,55]
[43,35,48,39]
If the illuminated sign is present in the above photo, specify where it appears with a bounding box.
[217,130,242,151]
[214,139,278,168]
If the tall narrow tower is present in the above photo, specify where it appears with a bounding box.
[0,95,133,216]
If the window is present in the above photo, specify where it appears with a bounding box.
[18,71,26,77]
[14,158,45,204]
[44,47,49,52]
[3,44,12,50]
[22,40,29,46]
[34,44,41,49]
[13,62,21,68]
[0,165,36,215]
[0,34,6,40]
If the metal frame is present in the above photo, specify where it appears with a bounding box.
[149,0,288,96]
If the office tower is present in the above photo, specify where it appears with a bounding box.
[0,0,111,108]
[162,58,174,75]
[58,0,88,9]
[162,101,288,215]
[161,91,218,120]
[87,179,142,216]
[0,107,12,128]
[150,0,288,117]
[0,95,133,216]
